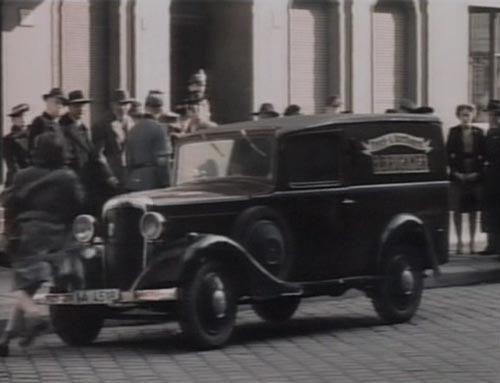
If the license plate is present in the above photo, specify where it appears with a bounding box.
[73,289,120,304]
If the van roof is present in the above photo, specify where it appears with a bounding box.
[185,113,441,138]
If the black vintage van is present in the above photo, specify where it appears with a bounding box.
[36,114,449,349]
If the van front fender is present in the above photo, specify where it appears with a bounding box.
[131,234,302,300]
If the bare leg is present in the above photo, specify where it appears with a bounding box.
[0,296,27,357]
[453,211,463,254]
[469,211,477,254]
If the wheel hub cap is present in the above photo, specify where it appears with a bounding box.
[400,268,415,295]
[211,277,227,319]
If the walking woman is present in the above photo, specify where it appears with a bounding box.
[0,132,84,357]
[446,104,486,254]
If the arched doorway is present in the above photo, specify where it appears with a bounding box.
[170,0,253,124]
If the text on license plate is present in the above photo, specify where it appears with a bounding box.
[74,289,120,304]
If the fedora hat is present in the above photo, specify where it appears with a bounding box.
[43,87,68,103]
[8,103,29,117]
[112,89,134,104]
[67,90,91,104]
[486,99,500,111]
[253,103,279,118]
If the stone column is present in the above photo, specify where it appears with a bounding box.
[252,0,290,115]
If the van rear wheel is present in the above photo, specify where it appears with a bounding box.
[372,245,424,324]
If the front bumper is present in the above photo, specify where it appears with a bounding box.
[34,287,178,305]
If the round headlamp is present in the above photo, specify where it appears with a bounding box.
[140,212,166,240]
[73,215,96,243]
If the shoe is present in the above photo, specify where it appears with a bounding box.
[18,319,48,348]
[0,343,9,357]
[478,248,495,255]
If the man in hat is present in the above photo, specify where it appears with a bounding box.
[60,90,115,215]
[253,103,279,120]
[185,69,213,123]
[3,104,31,186]
[325,95,343,115]
[28,87,68,157]
[480,99,500,255]
[92,89,135,189]
[124,93,170,191]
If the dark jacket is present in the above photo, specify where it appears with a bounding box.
[28,112,65,155]
[3,126,30,186]
[60,113,116,216]
[446,125,485,182]
[92,114,133,186]
[125,114,170,191]
[3,166,85,225]
[2,166,85,289]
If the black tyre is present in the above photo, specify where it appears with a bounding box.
[372,245,424,324]
[50,305,104,346]
[179,261,237,350]
[253,296,300,323]
[233,207,295,280]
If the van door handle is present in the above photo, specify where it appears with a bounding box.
[341,198,356,205]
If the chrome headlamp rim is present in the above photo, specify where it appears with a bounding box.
[73,214,97,243]
[140,212,166,240]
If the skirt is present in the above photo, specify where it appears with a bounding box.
[449,181,481,213]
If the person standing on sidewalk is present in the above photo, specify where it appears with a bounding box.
[92,89,135,190]
[60,90,117,216]
[125,93,170,191]
[482,100,500,256]
[28,88,68,158]
[447,104,486,255]
[0,132,85,357]
[3,104,31,186]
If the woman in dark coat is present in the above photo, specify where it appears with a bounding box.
[0,132,84,357]
[446,104,486,255]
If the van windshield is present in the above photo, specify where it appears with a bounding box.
[175,134,274,185]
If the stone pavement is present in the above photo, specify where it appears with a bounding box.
[0,283,499,382]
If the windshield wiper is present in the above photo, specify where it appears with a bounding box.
[240,129,267,157]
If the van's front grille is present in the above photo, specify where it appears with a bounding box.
[104,207,144,290]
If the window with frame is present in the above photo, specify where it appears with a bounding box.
[469,8,500,122]
[284,133,341,188]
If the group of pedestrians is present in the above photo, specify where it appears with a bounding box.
[0,70,215,357]
[447,100,500,256]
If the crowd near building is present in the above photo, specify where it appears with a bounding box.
[0,0,499,178]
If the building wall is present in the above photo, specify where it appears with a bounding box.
[1,0,53,134]
[2,0,500,136]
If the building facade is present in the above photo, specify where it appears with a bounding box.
[1,0,499,154]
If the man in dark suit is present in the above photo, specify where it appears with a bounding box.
[92,89,135,190]
[125,93,170,191]
[60,90,116,215]
[482,100,500,256]
[3,104,30,186]
[28,88,68,157]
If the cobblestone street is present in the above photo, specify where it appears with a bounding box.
[1,283,499,383]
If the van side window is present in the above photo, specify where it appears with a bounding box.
[284,133,341,188]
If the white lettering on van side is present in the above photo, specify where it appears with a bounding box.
[362,133,432,155]
[372,154,430,174]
